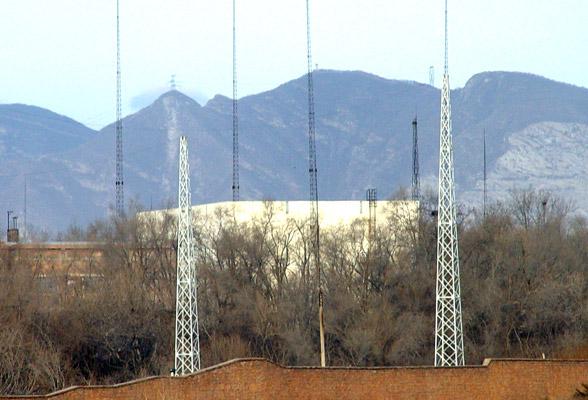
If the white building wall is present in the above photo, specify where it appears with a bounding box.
[140,200,418,230]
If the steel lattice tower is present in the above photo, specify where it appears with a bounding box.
[305,0,326,367]
[174,136,201,375]
[434,0,464,367]
[115,0,124,216]
[232,0,240,201]
[412,117,420,201]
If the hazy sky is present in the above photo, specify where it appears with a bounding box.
[1,0,586,129]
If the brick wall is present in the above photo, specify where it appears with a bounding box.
[0,243,104,275]
[3,358,588,400]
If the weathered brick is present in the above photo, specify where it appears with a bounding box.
[3,358,588,400]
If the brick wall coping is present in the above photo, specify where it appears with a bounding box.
[4,357,588,398]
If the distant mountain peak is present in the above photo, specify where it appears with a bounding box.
[155,90,201,108]
[462,71,565,92]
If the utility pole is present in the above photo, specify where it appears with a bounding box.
[412,117,420,201]
[434,0,464,367]
[306,0,326,367]
[115,0,124,216]
[174,136,201,375]
[232,0,240,202]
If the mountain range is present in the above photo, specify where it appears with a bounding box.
[1,70,588,233]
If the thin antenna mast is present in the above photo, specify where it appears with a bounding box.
[306,0,326,367]
[174,136,201,375]
[412,117,420,201]
[23,177,27,243]
[444,0,449,75]
[429,66,435,86]
[115,0,124,216]
[434,0,464,367]
[366,189,377,244]
[232,0,240,201]
[483,129,487,218]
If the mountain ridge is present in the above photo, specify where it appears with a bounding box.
[2,70,588,232]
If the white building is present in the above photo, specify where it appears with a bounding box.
[139,200,418,231]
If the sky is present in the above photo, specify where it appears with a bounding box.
[1,0,586,129]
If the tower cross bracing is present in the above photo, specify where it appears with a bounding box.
[174,136,201,375]
[434,0,464,367]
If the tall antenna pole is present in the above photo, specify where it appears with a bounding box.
[174,136,201,375]
[366,188,377,245]
[232,0,240,201]
[23,176,27,243]
[434,0,464,367]
[429,66,435,86]
[411,117,420,201]
[444,0,449,76]
[306,0,325,367]
[483,129,487,218]
[115,0,124,216]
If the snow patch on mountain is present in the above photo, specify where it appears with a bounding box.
[463,122,588,209]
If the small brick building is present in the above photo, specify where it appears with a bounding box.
[3,358,588,399]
